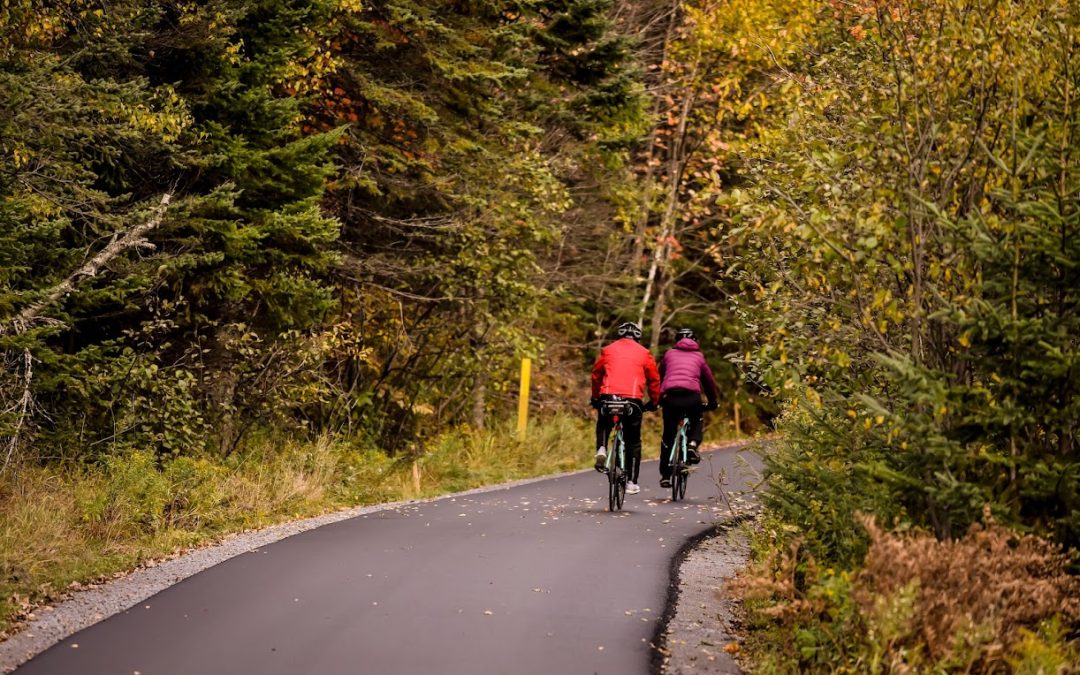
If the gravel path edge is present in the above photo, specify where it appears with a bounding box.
[657,518,756,675]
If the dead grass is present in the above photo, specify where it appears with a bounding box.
[857,514,1080,671]
[732,512,1080,673]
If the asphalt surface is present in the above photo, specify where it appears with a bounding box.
[16,444,760,675]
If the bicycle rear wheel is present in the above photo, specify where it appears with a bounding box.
[671,435,685,501]
[615,468,625,510]
[608,467,618,511]
[677,468,687,500]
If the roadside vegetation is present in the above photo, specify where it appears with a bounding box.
[734,513,1080,672]
[684,0,1080,670]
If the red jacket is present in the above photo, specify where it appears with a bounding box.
[591,338,661,402]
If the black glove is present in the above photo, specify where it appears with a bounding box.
[590,398,601,410]
[644,401,658,412]
[705,400,719,411]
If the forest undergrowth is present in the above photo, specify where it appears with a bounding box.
[733,512,1080,673]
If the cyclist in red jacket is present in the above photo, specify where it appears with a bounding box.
[657,328,719,488]
[590,321,661,495]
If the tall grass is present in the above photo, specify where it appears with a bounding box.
[0,413,595,635]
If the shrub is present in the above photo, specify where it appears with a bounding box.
[79,451,171,540]
[161,457,225,530]
[734,517,1080,673]
[759,399,907,567]
[856,515,1080,671]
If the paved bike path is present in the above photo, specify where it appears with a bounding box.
[16,445,760,675]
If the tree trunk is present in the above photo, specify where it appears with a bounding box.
[631,0,684,275]
[472,371,486,430]
[650,273,679,352]
[639,67,698,331]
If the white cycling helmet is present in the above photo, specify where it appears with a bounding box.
[617,321,643,341]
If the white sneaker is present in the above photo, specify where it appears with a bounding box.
[626,482,640,495]
[594,447,607,471]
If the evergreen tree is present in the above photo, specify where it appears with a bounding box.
[1,1,340,457]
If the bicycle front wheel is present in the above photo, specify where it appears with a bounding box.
[677,469,687,500]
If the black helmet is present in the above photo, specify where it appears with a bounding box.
[675,328,695,341]
[616,321,643,341]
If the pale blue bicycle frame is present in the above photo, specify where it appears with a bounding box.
[668,416,690,467]
[602,402,631,511]
[605,426,626,473]
[668,414,691,501]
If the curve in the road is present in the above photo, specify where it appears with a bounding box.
[15,444,760,675]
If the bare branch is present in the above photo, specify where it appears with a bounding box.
[1,349,32,475]
[5,193,173,335]
[0,193,172,474]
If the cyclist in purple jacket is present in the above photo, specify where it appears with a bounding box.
[657,328,719,488]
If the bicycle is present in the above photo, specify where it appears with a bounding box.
[598,398,636,512]
[668,411,695,502]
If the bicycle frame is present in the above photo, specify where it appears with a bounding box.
[605,416,625,473]
[669,417,689,466]
[604,413,626,511]
[669,415,691,501]
[598,400,636,512]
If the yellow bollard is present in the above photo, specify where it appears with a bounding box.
[734,401,741,439]
[517,358,531,442]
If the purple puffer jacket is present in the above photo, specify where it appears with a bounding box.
[659,338,719,402]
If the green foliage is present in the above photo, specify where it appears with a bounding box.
[673,0,1080,666]
[720,0,1080,554]
[1,0,654,462]
[1007,618,1080,675]
[760,399,906,564]
[291,0,648,442]
[1,0,344,458]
